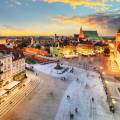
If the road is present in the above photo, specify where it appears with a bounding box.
[1,70,70,120]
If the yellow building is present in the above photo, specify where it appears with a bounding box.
[0,38,7,45]
[76,43,94,55]
[61,45,76,55]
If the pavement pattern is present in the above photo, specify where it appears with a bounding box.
[1,70,70,120]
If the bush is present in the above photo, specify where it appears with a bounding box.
[35,44,41,49]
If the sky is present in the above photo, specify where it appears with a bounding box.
[0,0,120,36]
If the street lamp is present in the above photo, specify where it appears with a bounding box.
[100,66,103,70]
[105,80,108,84]
[102,71,105,75]
[112,99,116,104]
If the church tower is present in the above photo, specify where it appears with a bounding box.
[79,27,84,40]
[80,27,82,33]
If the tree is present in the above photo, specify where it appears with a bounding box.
[35,43,41,49]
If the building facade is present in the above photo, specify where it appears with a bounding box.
[0,48,26,88]
[0,53,12,86]
[12,53,26,81]
[115,29,120,68]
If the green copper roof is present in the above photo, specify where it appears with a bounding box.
[83,31,101,40]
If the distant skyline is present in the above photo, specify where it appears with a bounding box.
[0,0,120,36]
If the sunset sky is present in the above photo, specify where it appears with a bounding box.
[0,0,120,36]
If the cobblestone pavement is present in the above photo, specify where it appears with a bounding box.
[2,71,70,120]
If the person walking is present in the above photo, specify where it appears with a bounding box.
[67,95,70,100]
[75,107,78,113]
[92,97,94,102]
[70,112,74,120]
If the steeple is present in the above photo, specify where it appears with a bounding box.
[80,27,82,33]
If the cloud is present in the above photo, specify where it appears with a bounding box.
[106,0,120,2]
[0,25,39,36]
[6,0,120,11]
[52,12,120,35]
[10,0,22,6]
[0,24,61,36]
[2,25,23,31]
[44,0,110,10]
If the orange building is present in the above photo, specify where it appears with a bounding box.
[23,48,48,56]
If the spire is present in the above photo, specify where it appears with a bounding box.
[80,26,82,33]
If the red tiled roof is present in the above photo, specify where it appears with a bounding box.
[0,45,24,61]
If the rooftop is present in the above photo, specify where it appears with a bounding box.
[0,89,7,97]
[0,45,24,61]
[33,36,52,41]
[83,30,101,40]
[4,81,20,90]
[0,52,12,59]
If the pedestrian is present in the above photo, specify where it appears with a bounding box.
[75,107,78,113]
[67,95,70,100]
[92,97,94,102]
[10,101,12,104]
[70,112,74,120]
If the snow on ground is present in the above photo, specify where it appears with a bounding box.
[27,63,119,120]
[55,70,115,120]
[28,63,83,80]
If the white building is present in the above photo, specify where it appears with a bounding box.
[0,51,26,87]
[0,53,12,86]
[12,52,26,81]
